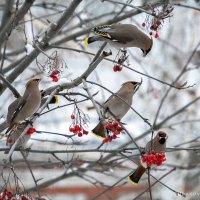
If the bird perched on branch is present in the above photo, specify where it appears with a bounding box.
[5,79,41,134]
[92,81,141,138]
[128,131,167,185]
[85,24,153,56]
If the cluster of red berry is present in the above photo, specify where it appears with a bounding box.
[142,20,160,39]
[141,150,166,167]
[113,65,122,72]
[103,121,123,143]
[49,70,59,82]
[69,115,88,137]
[0,189,30,200]
[25,127,36,136]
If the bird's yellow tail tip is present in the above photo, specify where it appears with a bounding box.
[49,95,59,104]
[91,131,105,139]
[128,176,138,186]
[54,95,59,104]
[84,37,89,46]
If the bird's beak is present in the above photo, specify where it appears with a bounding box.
[133,78,142,94]
[141,38,153,57]
[141,49,146,57]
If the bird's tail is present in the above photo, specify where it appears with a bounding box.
[92,122,105,139]
[84,36,104,46]
[49,95,58,104]
[128,165,146,185]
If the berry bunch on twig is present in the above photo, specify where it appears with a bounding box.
[69,103,89,137]
[142,4,174,38]
[103,120,124,143]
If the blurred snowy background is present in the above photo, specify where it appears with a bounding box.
[0,0,200,199]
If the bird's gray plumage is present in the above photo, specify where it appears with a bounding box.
[6,79,41,134]
[86,24,153,55]
[128,131,167,184]
[92,81,140,138]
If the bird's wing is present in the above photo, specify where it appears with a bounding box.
[7,98,21,122]
[94,24,137,43]
[104,94,114,107]
[10,97,28,123]
[107,28,136,43]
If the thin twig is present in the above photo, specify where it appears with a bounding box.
[20,151,41,198]
[0,73,21,98]
[147,168,153,200]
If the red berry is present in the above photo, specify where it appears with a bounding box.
[69,127,74,132]
[83,129,88,135]
[113,65,122,72]
[7,138,13,144]
[142,22,145,27]
[52,76,59,82]
[155,32,159,39]
[6,191,12,198]
[113,121,119,127]
[112,135,117,139]
[74,125,80,130]
[26,127,36,135]
[105,123,112,130]
[21,196,29,200]
[72,129,77,133]
[151,24,158,31]
[71,114,75,119]
[103,138,110,143]
[156,20,161,26]
[113,65,118,72]
[151,150,156,155]
[51,70,59,76]
[114,130,120,135]
[78,132,82,137]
